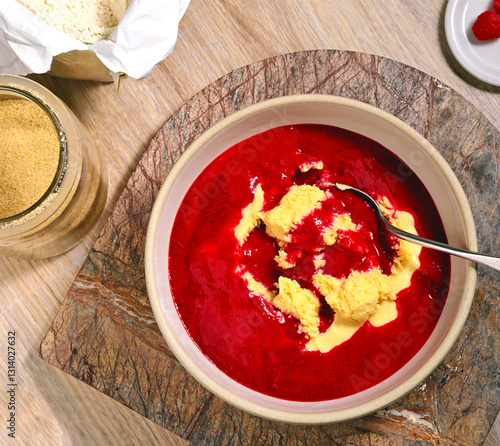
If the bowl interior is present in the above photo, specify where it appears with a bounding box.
[145,95,476,424]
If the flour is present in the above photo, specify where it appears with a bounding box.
[17,0,132,43]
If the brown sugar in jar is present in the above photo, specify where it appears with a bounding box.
[0,99,61,219]
[0,75,108,259]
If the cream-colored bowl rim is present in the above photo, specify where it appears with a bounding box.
[145,94,477,424]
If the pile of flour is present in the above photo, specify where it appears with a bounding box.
[17,0,132,43]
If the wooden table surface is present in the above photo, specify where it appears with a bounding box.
[1,0,499,444]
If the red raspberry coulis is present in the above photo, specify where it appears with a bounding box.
[169,124,450,401]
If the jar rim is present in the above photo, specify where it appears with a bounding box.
[0,85,68,224]
[0,75,83,238]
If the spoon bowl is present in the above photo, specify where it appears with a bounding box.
[336,184,500,271]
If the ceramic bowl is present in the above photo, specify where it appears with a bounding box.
[145,94,477,424]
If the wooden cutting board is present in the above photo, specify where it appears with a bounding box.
[39,50,500,445]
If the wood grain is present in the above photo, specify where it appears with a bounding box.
[0,1,499,444]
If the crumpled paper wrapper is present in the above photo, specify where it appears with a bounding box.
[0,0,191,83]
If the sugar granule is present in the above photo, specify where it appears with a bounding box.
[0,99,60,219]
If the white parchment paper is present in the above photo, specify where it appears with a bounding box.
[0,0,191,79]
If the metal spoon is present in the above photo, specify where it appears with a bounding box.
[335,185,500,271]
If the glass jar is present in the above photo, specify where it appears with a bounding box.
[0,75,108,259]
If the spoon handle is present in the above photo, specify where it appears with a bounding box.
[388,224,500,272]
[337,184,499,272]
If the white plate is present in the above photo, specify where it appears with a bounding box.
[445,0,500,85]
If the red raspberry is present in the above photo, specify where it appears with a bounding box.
[472,10,500,40]
[494,0,500,13]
